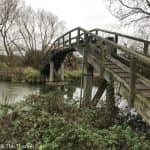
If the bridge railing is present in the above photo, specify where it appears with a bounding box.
[90,28,150,56]
[50,27,150,65]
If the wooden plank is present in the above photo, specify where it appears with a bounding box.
[92,78,107,107]
[90,28,150,44]
[136,84,150,90]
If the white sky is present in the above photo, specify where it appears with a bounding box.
[24,0,119,30]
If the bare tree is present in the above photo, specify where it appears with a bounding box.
[16,6,65,68]
[0,0,21,57]
[37,9,65,52]
[105,0,150,39]
[16,6,37,54]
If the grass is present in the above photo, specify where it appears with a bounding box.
[64,70,82,80]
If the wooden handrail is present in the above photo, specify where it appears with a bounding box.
[90,28,150,44]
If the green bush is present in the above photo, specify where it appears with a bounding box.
[64,70,81,80]
[0,62,8,71]
[23,67,41,83]
[0,94,149,149]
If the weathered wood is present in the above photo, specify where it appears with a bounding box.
[63,36,65,48]
[69,32,71,46]
[60,63,64,81]
[129,57,137,107]
[95,30,98,35]
[114,34,118,56]
[100,46,105,76]
[82,63,94,107]
[144,42,149,55]
[82,34,93,107]
[92,78,107,107]
[106,37,117,56]
[106,73,116,120]
[96,39,150,65]
[90,28,150,45]
[76,29,80,45]
[48,26,150,124]
[49,61,54,82]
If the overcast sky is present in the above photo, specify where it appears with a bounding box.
[24,0,119,30]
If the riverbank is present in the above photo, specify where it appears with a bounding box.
[0,63,83,84]
[0,65,45,84]
[0,92,149,149]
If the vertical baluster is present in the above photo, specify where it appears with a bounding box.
[58,39,60,48]
[53,42,56,49]
[63,36,65,48]
[129,56,137,107]
[76,28,80,45]
[69,32,71,46]
[95,30,98,36]
[144,42,148,55]
[115,34,118,43]
[113,34,118,56]
[49,61,54,82]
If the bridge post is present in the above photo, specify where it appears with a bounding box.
[60,63,64,81]
[107,37,117,57]
[92,78,107,107]
[81,34,94,107]
[82,63,94,107]
[129,57,137,107]
[49,61,54,82]
[90,44,107,108]
[106,73,116,120]
[106,74,115,107]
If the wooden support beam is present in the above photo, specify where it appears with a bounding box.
[92,78,107,107]
[60,63,64,81]
[82,63,94,107]
[106,74,115,107]
[49,61,54,82]
[129,57,137,107]
[81,34,94,107]
[106,74,117,123]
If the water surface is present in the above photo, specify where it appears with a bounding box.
[0,81,41,105]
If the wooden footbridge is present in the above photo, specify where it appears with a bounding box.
[41,27,150,124]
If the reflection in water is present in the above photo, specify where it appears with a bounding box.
[0,82,40,105]
[72,87,98,101]
[70,86,129,111]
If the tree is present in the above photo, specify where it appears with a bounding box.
[37,9,65,52]
[0,0,21,59]
[15,6,65,68]
[105,0,150,39]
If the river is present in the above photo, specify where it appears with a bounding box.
[0,81,99,105]
[0,81,43,105]
[0,81,129,111]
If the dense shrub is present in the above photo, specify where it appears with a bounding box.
[23,67,41,83]
[64,70,81,80]
[0,62,8,71]
[0,93,149,149]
